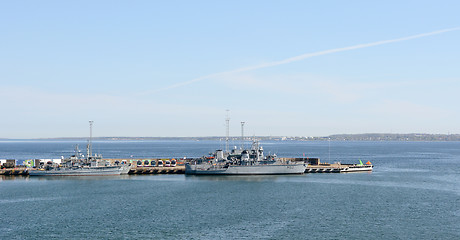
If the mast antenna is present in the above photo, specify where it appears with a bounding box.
[225,110,230,153]
[241,121,245,150]
[89,120,94,160]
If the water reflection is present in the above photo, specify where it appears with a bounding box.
[1,175,30,181]
[22,175,133,181]
[185,174,305,182]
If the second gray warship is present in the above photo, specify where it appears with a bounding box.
[185,140,305,175]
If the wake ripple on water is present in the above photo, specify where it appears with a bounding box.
[376,166,431,173]
[178,215,290,239]
[278,175,460,196]
[429,174,460,184]
[0,196,64,204]
[454,209,460,217]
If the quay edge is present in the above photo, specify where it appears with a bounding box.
[1,158,373,176]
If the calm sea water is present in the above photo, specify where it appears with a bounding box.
[1,140,459,239]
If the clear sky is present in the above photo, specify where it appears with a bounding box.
[1,0,460,138]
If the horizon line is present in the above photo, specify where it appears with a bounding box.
[2,133,460,140]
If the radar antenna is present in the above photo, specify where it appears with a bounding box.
[241,122,245,150]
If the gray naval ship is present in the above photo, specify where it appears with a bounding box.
[28,144,130,176]
[29,121,130,176]
[185,140,305,175]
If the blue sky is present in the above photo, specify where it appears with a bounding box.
[1,0,459,138]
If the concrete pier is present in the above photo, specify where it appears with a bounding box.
[305,163,373,173]
[2,157,372,176]
[129,166,185,174]
[281,157,373,173]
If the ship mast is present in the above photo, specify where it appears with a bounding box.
[241,121,245,150]
[74,144,80,160]
[88,120,93,161]
[225,110,230,153]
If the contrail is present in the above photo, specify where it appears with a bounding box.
[141,27,460,95]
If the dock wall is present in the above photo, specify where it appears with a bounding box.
[1,158,372,176]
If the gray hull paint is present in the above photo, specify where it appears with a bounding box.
[185,164,305,175]
[29,166,130,176]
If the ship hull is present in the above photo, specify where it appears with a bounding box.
[29,166,130,176]
[185,164,305,175]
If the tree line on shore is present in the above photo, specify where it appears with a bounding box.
[26,133,460,141]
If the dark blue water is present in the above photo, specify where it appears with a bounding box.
[1,140,459,239]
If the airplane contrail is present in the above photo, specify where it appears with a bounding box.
[141,27,460,95]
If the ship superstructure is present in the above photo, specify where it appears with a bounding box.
[185,138,305,175]
[29,121,130,176]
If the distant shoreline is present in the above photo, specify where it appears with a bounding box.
[2,133,460,141]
